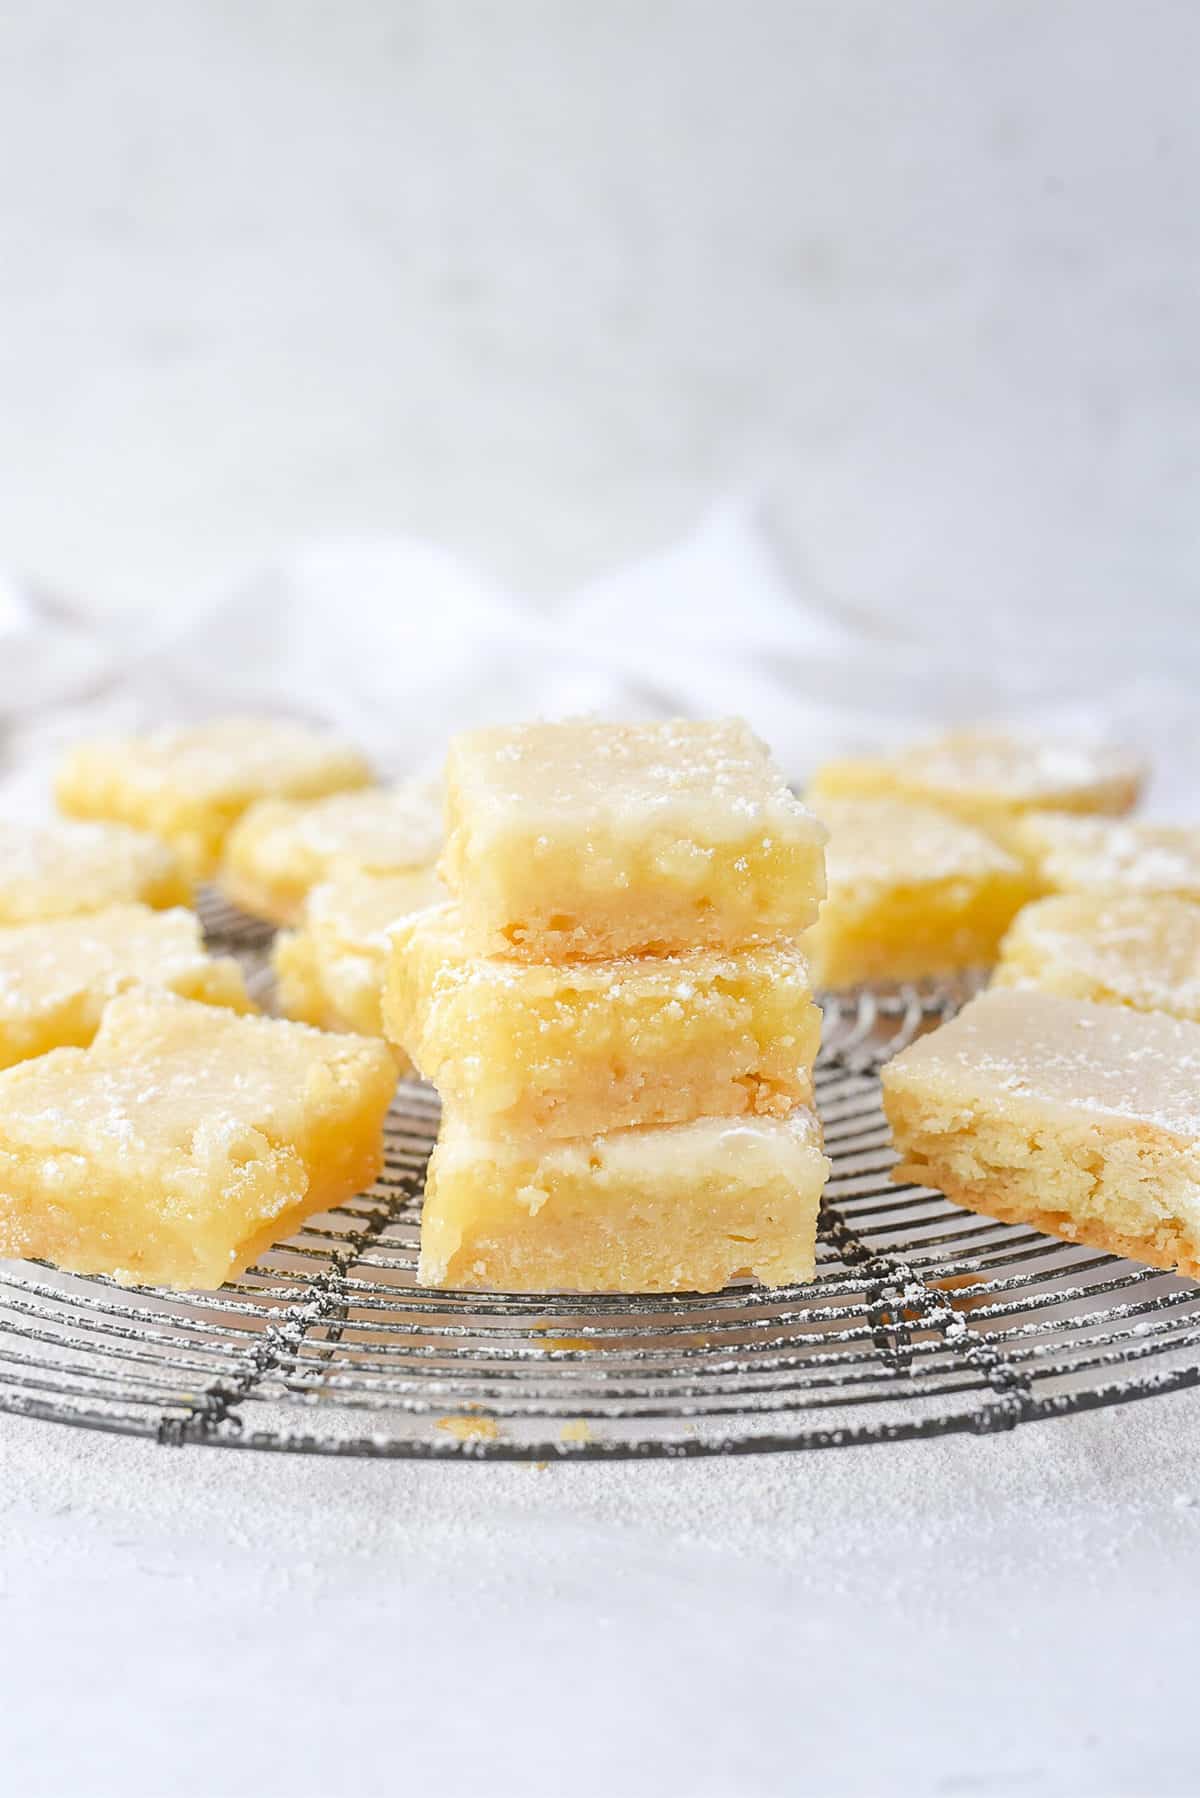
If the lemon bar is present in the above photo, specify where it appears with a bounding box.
[1013,815,1200,901]
[0,990,396,1289]
[808,730,1144,834]
[221,779,443,925]
[804,798,1037,988]
[386,902,820,1137]
[57,717,372,878]
[442,719,827,960]
[0,820,190,924]
[992,893,1200,1023]
[882,988,1200,1278]
[274,866,445,1041]
[0,904,252,1070]
[419,1108,830,1293]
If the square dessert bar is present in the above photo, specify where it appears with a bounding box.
[419,1108,830,1293]
[385,903,820,1138]
[0,904,252,1070]
[57,717,372,878]
[1013,815,1200,901]
[882,988,1200,1279]
[804,798,1037,988]
[808,730,1144,834]
[274,865,445,1045]
[0,820,190,924]
[993,893,1200,1023]
[442,719,827,960]
[221,778,444,925]
[0,990,396,1289]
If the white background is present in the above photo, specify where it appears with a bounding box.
[3,2,1198,676]
[2,5,1200,1794]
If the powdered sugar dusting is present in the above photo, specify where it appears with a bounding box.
[888,986,1200,1140]
[64,716,371,802]
[1019,814,1200,897]
[236,779,443,875]
[0,819,185,922]
[900,729,1145,804]
[814,795,1021,891]
[996,892,1200,1020]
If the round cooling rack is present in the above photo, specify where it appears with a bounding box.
[1,902,1199,1461]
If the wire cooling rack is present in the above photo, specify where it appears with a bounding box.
[1,898,1199,1461]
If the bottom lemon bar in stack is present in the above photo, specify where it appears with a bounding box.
[417,1108,829,1293]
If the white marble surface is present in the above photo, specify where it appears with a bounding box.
[3,4,1200,1794]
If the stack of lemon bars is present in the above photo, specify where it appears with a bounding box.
[383,720,832,1293]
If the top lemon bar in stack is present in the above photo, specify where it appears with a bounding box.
[443,718,828,961]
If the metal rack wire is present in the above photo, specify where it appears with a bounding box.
[1,903,1198,1460]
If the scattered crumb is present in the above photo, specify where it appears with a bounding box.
[435,1414,500,1443]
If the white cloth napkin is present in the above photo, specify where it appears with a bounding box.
[3,499,1195,813]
